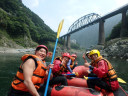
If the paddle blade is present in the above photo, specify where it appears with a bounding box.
[84,76,88,80]
[57,19,64,38]
[118,78,126,83]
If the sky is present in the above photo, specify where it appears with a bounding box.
[22,0,128,36]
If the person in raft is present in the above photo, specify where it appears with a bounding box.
[69,54,78,70]
[60,52,75,70]
[52,52,74,77]
[84,49,119,92]
[82,51,91,63]
[47,53,72,86]
[8,45,54,96]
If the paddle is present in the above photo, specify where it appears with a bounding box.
[83,76,126,84]
[63,72,79,76]
[84,76,99,80]
[117,77,126,84]
[62,73,76,76]
[44,19,64,96]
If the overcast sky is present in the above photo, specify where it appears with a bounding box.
[22,0,128,36]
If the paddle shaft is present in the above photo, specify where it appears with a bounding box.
[83,76,126,83]
[63,73,76,76]
[44,38,58,96]
[44,19,64,96]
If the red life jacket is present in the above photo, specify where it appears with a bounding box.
[52,56,68,76]
[91,56,117,81]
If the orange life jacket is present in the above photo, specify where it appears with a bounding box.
[11,54,47,92]
[91,56,117,81]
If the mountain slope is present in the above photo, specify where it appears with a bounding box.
[0,0,56,48]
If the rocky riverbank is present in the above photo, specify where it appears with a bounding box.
[0,47,35,54]
[104,38,128,59]
[1,37,128,61]
[91,38,128,61]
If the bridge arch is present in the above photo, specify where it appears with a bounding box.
[68,13,101,33]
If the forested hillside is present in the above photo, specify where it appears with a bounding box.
[106,14,128,41]
[0,0,57,48]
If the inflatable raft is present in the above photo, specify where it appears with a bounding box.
[73,65,89,78]
[67,77,128,96]
[50,65,128,96]
[51,85,103,96]
[71,65,128,96]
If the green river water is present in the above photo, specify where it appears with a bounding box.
[0,53,128,96]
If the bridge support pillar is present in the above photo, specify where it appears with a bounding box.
[63,36,66,49]
[98,19,105,45]
[120,10,128,37]
[67,35,70,49]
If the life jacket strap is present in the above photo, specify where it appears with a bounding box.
[109,73,117,78]
[18,67,23,73]
[108,67,114,71]
[14,75,24,82]
[108,78,117,81]
[13,75,44,86]
[41,67,47,71]
[13,75,23,85]
[105,73,117,79]
[103,77,117,82]
[19,67,47,73]
[34,83,41,86]
[33,74,44,78]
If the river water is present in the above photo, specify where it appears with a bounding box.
[0,53,128,96]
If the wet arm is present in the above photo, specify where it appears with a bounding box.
[83,53,88,63]
[23,59,40,96]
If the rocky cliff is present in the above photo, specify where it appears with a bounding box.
[104,38,128,59]
[91,38,128,60]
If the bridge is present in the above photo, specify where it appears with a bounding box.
[61,4,128,49]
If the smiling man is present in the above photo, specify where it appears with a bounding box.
[8,45,53,96]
